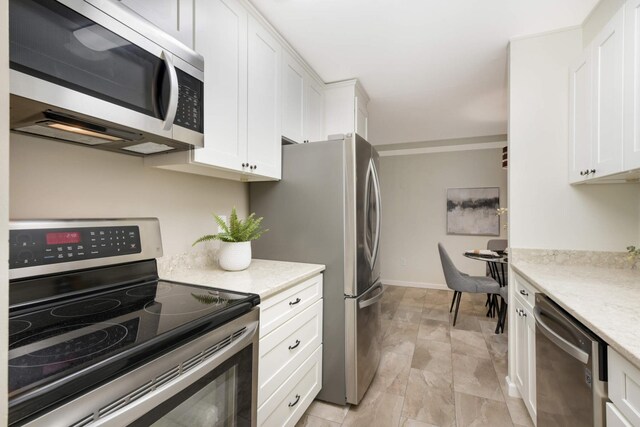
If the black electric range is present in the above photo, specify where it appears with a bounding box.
[8,219,260,426]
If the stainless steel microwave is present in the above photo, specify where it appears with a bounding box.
[9,0,204,156]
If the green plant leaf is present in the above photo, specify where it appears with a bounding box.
[193,208,269,245]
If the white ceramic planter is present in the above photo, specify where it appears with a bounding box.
[218,241,252,271]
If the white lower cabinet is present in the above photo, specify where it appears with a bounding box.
[512,273,537,422]
[609,347,640,426]
[257,274,323,426]
[607,402,633,427]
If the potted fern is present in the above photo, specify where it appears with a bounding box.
[193,208,268,271]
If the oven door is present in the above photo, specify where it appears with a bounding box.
[22,309,259,427]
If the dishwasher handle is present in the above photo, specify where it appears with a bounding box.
[534,307,590,364]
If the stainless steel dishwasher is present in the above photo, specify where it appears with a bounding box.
[534,294,608,426]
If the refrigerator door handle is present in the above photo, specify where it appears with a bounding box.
[370,159,382,269]
[358,281,384,309]
[364,161,374,267]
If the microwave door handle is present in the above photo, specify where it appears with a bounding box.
[161,51,179,131]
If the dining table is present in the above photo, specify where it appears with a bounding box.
[462,251,508,324]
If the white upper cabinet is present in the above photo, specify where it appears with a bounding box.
[282,50,305,144]
[146,0,296,181]
[281,50,325,144]
[247,15,282,179]
[117,0,195,48]
[568,6,630,183]
[192,0,247,173]
[624,0,640,170]
[569,51,592,183]
[324,80,370,140]
[591,7,625,178]
[304,76,325,142]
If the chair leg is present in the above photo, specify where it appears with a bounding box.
[452,292,462,326]
[449,291,459,313]
[495,297,508,334]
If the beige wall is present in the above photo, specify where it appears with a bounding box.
[379,148,508,287]
[509,28,640,251]
[10,135,248,258]
[1,0,9,422]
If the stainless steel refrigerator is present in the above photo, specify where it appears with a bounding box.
[249,133,383,405]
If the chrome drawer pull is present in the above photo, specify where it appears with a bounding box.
[289,298,301,306]
[288,394,301,407]
[288,339,301,350]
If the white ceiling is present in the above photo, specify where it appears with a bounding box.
[250,0,599,145]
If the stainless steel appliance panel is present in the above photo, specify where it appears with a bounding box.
[345,280,383,404]
[250,140,348,404]
[9,0,204,154]
[535,294,607,427]
[23,308,259,427]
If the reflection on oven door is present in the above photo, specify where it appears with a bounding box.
[152,366,237,426]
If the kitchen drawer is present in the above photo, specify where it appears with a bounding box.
[258,345,323,427]
[260,274,322,336]
[607,402,633,427]
[514,273,536,310]
[258,299,323,406]
[609,348,640,426]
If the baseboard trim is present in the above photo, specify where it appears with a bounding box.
[382,279,449,291]
[505,375,520,398]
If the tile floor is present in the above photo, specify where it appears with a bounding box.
[296,286,534,427]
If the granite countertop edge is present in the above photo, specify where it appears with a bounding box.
[160,259,326,300]
[511,261,640,368]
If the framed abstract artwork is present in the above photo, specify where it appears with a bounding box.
[446,187,500,236]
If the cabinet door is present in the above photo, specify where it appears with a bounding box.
[192,0,247,172]
[355,96,368,140]
[247,16,282,179]
[624,0,640,170]
[513,298,528,402]
[591,8,625,178]
[568,51,592,183]
[304,76,325,143]
[281,51,305,144]
[118,0,194,48]
[525,306,537,419]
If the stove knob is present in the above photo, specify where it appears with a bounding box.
[16,234,32,247]
[18,250,34,264]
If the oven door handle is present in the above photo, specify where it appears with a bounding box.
[91,317,259,426]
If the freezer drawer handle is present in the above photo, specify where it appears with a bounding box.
[288,339,301,350]
[534,307,589,364]
[359,282,385,309]
[289,298,301,306]
[288,394,301,408]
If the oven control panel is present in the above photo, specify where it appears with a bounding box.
[9,226,141,269]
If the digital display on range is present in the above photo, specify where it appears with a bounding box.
[45,232,82,245]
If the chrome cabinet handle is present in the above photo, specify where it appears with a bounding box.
[288,394,301,407]
[519,289,529,297]
[289,298,301,306]
[288,339,301,350]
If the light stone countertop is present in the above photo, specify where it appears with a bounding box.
[511,261,640,367]
[159,258,325,300]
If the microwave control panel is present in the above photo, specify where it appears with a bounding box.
[175,69,203,133]
[9,226,141,269]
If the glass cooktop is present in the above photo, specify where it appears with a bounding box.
[8,280,259,412]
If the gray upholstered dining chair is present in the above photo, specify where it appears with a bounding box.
[438,243,501,326]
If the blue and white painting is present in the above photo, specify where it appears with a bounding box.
[446,187,500,236]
